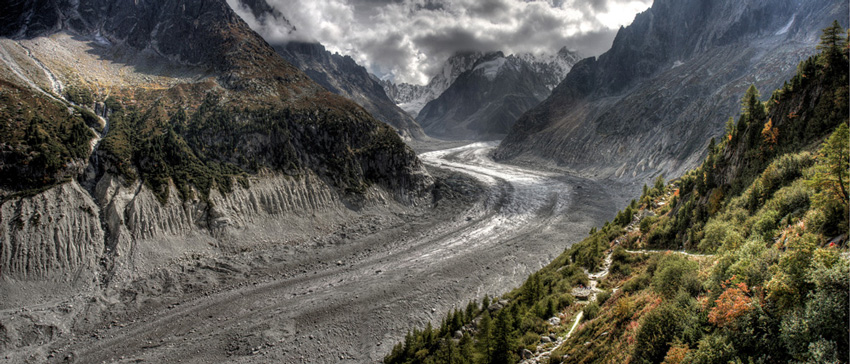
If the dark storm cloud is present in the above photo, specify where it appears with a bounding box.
[228,0,652,84]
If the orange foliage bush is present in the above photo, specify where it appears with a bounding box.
[708,282,753,328]
[661,343,690,364]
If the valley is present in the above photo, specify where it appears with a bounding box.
[1,1,845,363]
[3,142,623,363]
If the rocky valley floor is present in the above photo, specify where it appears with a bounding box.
[1,142,627,363]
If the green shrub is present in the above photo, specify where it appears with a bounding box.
[557,293,575,310]
[596,290,612,306]
[639,215,658,234]
[65,86,94,106]
[651,254,700,298]
[623,273,650,294]
[609,261,632,278]
[698,219,737,253]
[582,302,599,320]
[686,334,736,364]
[632,303,696,364]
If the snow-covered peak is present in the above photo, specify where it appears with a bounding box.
[473,57,508,81]
[513,47,582,90]
[381,47,582,117]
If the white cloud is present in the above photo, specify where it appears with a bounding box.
[235,0,651,85]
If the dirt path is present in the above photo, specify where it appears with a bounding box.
[26,142,623,364]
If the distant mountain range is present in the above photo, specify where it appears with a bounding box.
[382,48,581,139]
[496,0,849,181]
[381,51,484,117]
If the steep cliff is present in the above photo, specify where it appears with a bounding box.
[496,0,848,182]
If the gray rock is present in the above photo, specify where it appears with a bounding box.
[522,349,534,359]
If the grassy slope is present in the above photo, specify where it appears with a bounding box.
[384,27,849,364]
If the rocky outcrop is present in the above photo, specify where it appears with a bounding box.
[496,0,848,181]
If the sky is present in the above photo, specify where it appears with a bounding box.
[228,0,652,85]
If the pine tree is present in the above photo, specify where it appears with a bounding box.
[492,309,518,364]
[817,20,849,74]
[475,310,493,363]
[459,332,474,362]
[725,117,735,141]
[817,20,846,54]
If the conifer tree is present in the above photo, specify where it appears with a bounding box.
[492,309,518,364]
[475,310,493,363]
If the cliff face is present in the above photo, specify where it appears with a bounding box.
[496,0,848,181]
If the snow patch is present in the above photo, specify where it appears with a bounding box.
[473,58,507,81]
[775,14,795,35]
[93,32,111,46]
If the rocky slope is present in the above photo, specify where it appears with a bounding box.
[274,41,426,140]
[496,0,848,182]
[416,52,553,140]
[0,0,432,303]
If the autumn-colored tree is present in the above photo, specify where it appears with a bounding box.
[708,282,753,328]
[661,341,690,364]
[761,118,779,151]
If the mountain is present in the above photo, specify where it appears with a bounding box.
[385,29,849,364]
[415,52,553,140]
[516,46,583,91]
[382,51,484,117]
[228,0,425,140]
[0,0,431,302]
[274,41,426,140]
[381,48,580,125]
[496,0,848,182]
